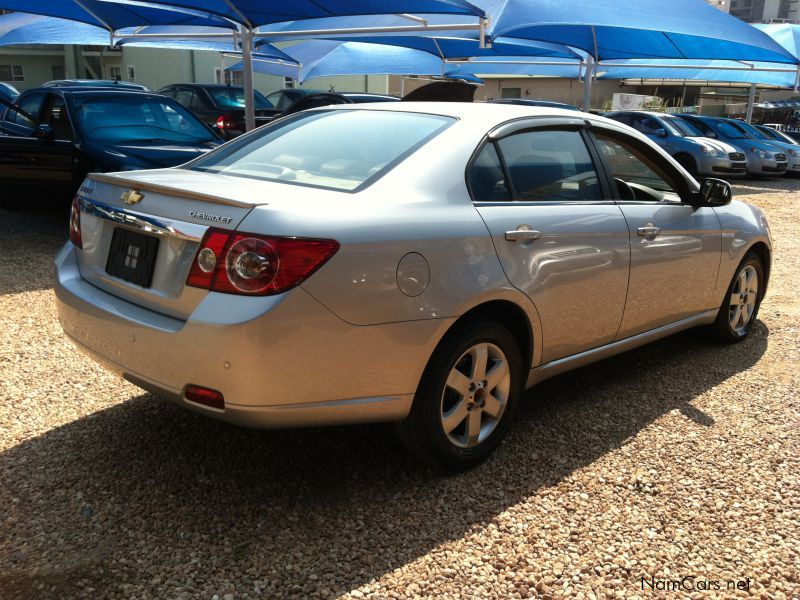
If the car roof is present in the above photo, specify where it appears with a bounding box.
[318,101,621,131]
[26,87,164,98]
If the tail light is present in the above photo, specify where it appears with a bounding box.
[69,196,82,248]
[186,228,339,296]
[215,114,238,131]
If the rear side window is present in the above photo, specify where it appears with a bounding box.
[469,143,511,202]
[496,129,601,202]
[191,110,454,192]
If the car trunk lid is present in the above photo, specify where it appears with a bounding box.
[74,170,265,320]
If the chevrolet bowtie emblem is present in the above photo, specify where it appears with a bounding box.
[121,189,144,205]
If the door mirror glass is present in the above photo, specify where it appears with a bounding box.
[34,123,54,140]
[697,178,732,207]
[654,128,668,138]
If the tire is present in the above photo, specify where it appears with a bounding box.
[396,321,523,471]
[710,252,764,343]
[675,154,697,177]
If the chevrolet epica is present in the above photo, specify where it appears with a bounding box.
[55,103,771,470]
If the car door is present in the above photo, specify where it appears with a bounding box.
[35,93,79,191]
[0,91,50,190]
[589,125,722,339]
[472,119,631,364]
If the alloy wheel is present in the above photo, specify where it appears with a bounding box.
[440,342,511,448]
[729,264,759,333]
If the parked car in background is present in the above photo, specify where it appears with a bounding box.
[490,98,580,111]
[267,87,399,112]
[606,110,746,178]
[678,114,787,177]
[730,120,800,176]
[56,103,770,469]
[43,79,152,92]
[0,82,19,102]
[159,83,280,139]
[265,88,324,111]
[0,88,220,198]
[281,91,400,116]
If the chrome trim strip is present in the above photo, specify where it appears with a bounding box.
[79,197,207,242]
[526,310,718,387]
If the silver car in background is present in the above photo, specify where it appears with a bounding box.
[748,122,800,175]
[55,103,772,469]
[678,114,787,176]
[606,110,747,178]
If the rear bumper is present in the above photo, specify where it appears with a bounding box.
[55,243,446,428]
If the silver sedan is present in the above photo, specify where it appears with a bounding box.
[55,103,772,469]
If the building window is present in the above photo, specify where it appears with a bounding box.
[127,66,136,82]
[108,66,122,81]
[500,87,522,99]
[284,77,295,89]
[0,65,24,82]
[214,67,242,85]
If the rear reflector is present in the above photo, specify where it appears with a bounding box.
[185,385,225,410]
[186,228,339,296]
[69,196,82,248]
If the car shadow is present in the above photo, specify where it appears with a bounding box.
[0,202,69,295]
[0,322,768,598]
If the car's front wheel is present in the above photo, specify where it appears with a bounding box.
[711,251,764,342]
[396,321,523,470]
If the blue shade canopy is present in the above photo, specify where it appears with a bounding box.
[0,0,234,30]
[451,56,583,78]
[236,40,448,82]
[0,11,111,46]
[0,13,295,59]
[754,23,800,58]
[597,60,799,88]
[258,35,578,60]
[85,0,484,27]
[486,0,800,64]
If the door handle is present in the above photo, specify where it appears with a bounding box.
[505,226,541,242]
[637,224,661,237]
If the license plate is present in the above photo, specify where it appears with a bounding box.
[105,228,160,288]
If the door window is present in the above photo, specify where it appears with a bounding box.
[594,132,682,202]
[5,92,45,129]
[496,129,601,202]
[468,143,511,202]
[175,89,198,109]
[43,95,74,141]
[630,115,661,135]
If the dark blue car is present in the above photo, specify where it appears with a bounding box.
[0,87,221,198]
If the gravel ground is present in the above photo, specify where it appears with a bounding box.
[1,181,798,600]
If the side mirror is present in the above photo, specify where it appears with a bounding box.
[694,178,732,207]
[654,128,668,138]
[34,123,54,140]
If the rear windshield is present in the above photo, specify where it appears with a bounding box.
[190,109,455,191]
[208,87,273,109]
[73,95,217,143]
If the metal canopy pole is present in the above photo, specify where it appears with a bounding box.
[583,55,594,111]
[241,26,256,131]
[746,82,757,123]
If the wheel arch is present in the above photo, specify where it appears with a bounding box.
[441,298,537,374]
[747,240,771,295]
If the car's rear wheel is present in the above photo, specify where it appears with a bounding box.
[711,252,764,342]
[396,321,523,470]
